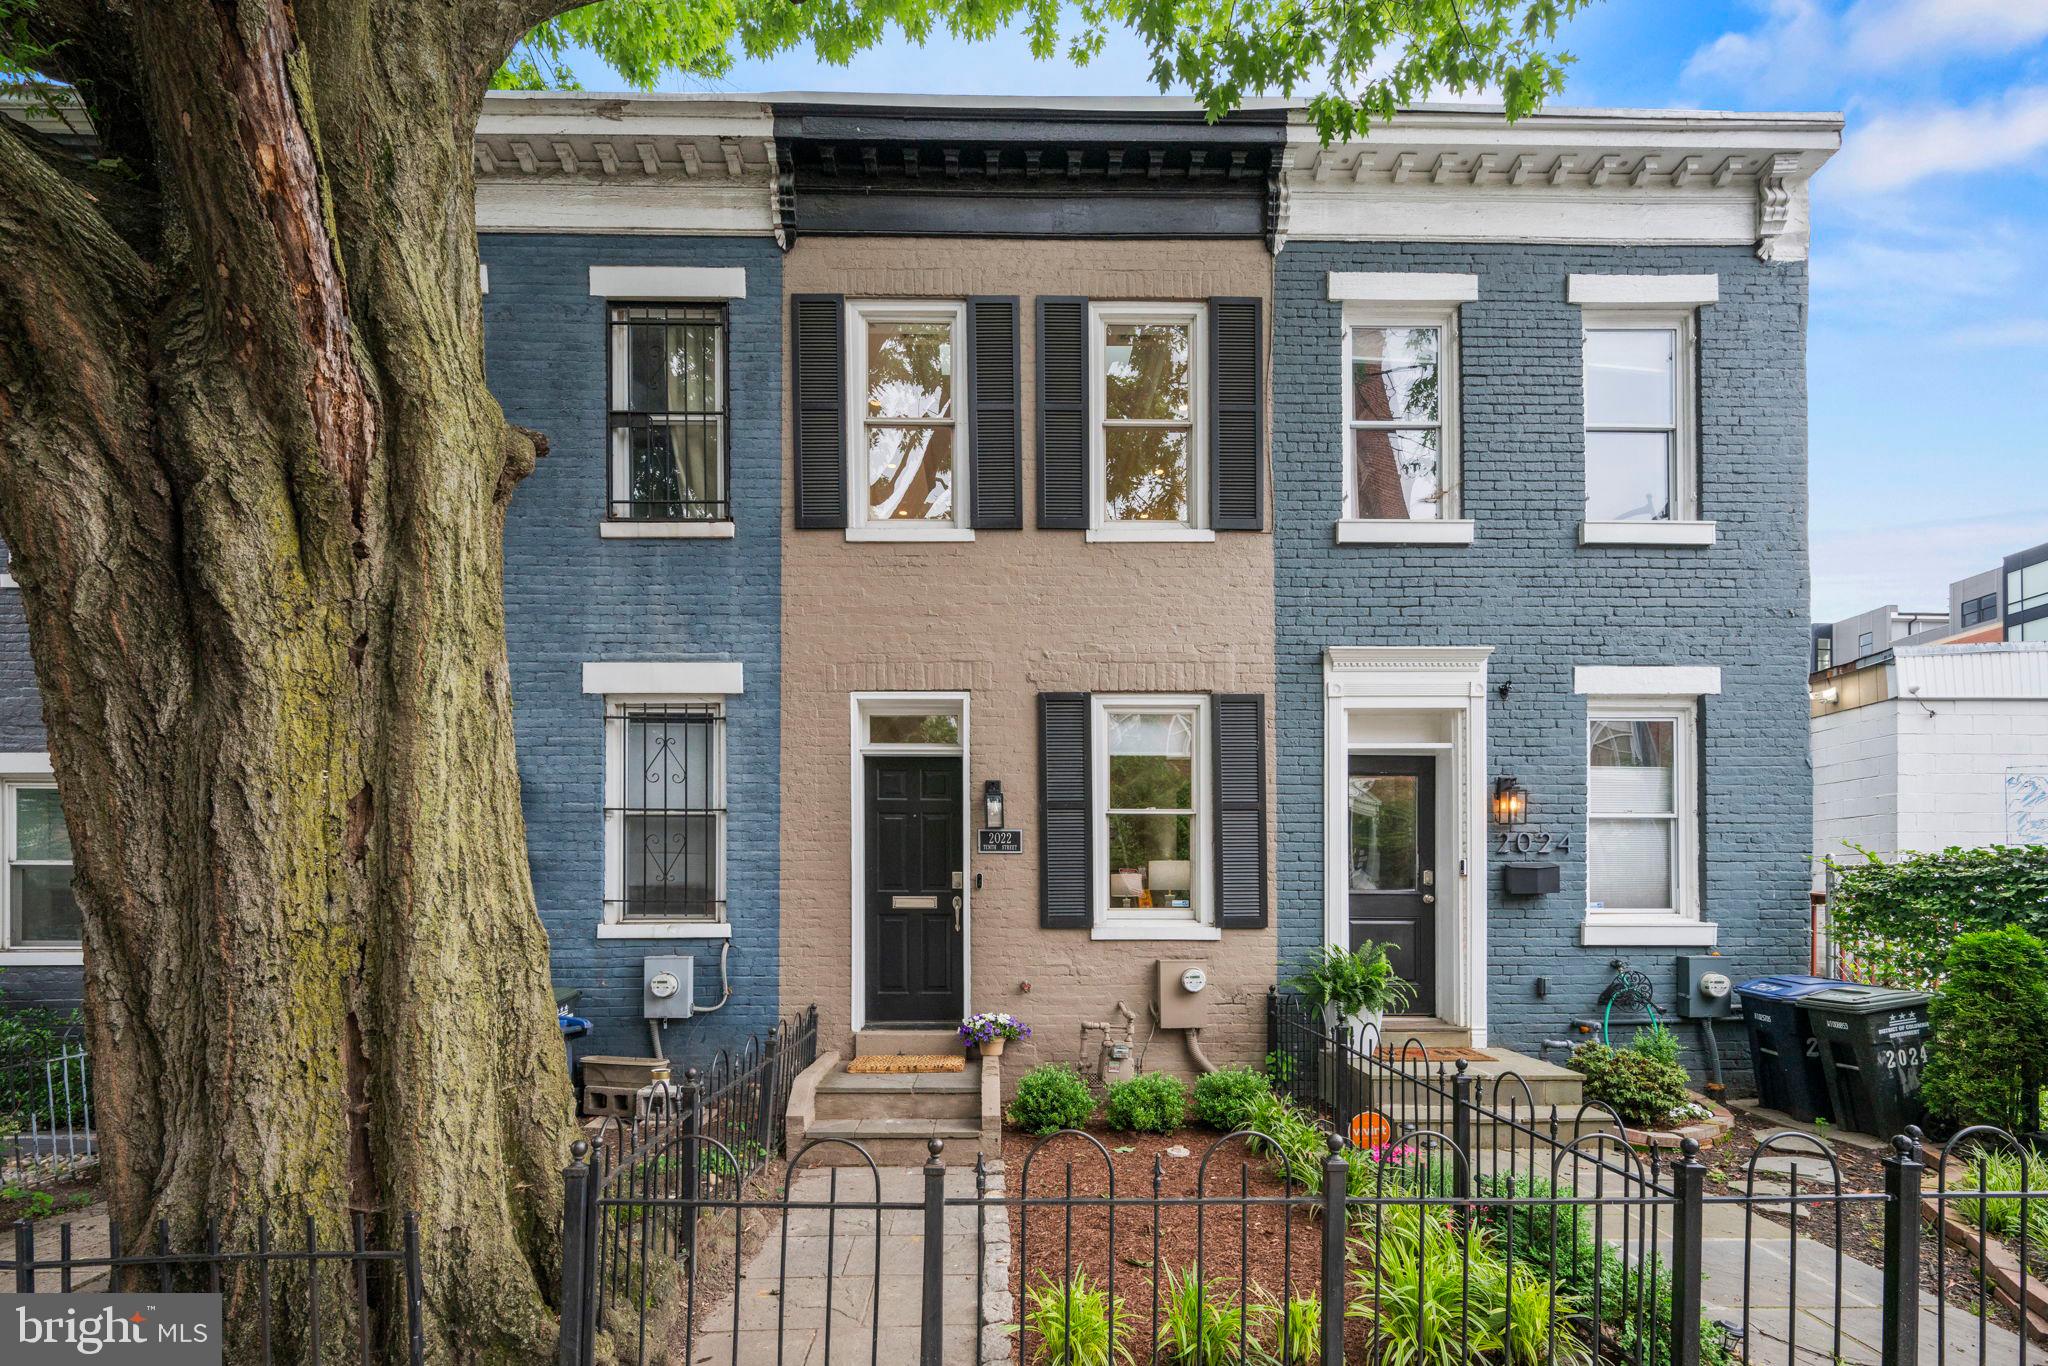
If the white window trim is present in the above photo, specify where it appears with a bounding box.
[1,765,78,960]
[1327,272,1479,305]
[600,520,736,540]
[1573,666,1721,697]
[583,661,743,696]
[1567,274,1718,307]
[601,696,728,932]
[845,300,972,541]
[1338,301,1463,536]
[588,266,747,300]
[1087,302,1208,541]
[1584,696,1702,931]
[1578,305,1701,532]
[1090,694,1215,941]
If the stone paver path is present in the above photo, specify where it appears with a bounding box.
[685,1164,1011,1365]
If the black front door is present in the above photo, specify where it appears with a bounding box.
[1346,755,1437,1017]
[865,757,964,1024]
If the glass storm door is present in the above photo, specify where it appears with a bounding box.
[1346,755,1437,1017]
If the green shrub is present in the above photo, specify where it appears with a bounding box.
[1568,1041,1694,1130]
[1823,844,2048,988]
[1629,1021,1683,1069]
[1102,1072,1186,1134]
[1191,1067,1270,1131]
[1923,926,2048,1132]
[1014,1268,1133,1366]
[1157,1265,1265,1365]
[1007,1064,1097,1135]
[1949,1145,2048,1247]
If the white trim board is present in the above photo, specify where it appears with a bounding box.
[1573,665,1721,696]
[1327,272,1479,304]
[0,752,54,775]
[1567,274,1718,306]
[587,266,748,299]
[582,661,744,696]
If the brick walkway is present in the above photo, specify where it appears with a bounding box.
[684,1163,1012,1365]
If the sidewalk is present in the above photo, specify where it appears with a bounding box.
[684,1163,1012,1366]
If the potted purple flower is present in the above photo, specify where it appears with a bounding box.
[959,1011,1030,1058]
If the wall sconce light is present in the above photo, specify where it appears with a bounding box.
[983,779,1005,830]
[1491,776,1528,826]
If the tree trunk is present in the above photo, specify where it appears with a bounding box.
[0,3,581,1359]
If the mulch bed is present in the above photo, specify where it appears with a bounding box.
[1003,1125,1395,1361]
[0,1173,98,1223]
[1709,1113,2027,1335]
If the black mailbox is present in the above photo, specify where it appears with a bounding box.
[1501,862,1561,896]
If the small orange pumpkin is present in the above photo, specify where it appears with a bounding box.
[1349,1112,1392,1151]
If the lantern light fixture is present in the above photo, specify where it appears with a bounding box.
[1491,776,1528,826]
[983,780,1005,830]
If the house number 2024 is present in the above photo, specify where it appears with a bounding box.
[1497,830,1572,855]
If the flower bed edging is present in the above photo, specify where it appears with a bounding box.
[1620,1092,1737,1151]
[1921,1198,2048,1344]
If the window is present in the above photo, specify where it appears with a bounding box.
[1858,630,1875,655]
[4,783,75,949]
[1095,698,1208,927]
[1582,310,1695,524]
[1586,705,1697,922]
[1091,304,1205,537]
[1960,592,1999,628]
[2010,561,2048,616]
[1344,312,1457,521]
[607,305,728,523]
[605,703,724,923]
[2013,618,2048,643]
[849,301,967,536]
[1814,635,1833,672]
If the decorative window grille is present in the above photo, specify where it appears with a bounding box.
[607,304,729,522]
[606,705,724,922]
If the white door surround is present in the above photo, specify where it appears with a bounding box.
[1323,647,1492,1045]
[847,692,971,1034]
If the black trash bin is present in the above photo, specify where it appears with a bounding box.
[1802,984,1933,1139]
[1735,975,1840,1123]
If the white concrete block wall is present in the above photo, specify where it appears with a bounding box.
[1895,698,2048,853]
[1812,702,1900,865]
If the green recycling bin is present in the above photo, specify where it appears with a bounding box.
[1801,984,1932,1139]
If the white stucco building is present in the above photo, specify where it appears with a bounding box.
[1811,642,2048,870]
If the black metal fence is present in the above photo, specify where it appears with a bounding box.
[5,1210,426,1365]
[558,997,2045,1366]
[563,1006,820,1361]
[0,1040,95,1183]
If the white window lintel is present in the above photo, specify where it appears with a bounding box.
[1574,666,1721,697]
[588,266,747,300]
[583,661,744,696]
[1328,272,1479,304]
[1568,274,1718,307]
[0,752,54,775]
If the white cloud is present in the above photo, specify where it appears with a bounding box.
[1830,85,2048,194]
[1812,509,2048,619]
[1846,0,2048,68]
[1941,318,2048,348]
[1683,0,2048,101]
[1807,202,2027,321]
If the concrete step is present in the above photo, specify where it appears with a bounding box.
[814,1064,982,1122]
[797,1118,993,1167]
[853,1028,962,1057]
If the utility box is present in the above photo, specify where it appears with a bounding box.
[1674,954,1736,1019]
[1156,960,1213,1029]
[643,955,696,1020]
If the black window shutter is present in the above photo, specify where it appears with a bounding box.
[1039,692,1092,928]
[1212,693,1267,929]
[1208,297,1263,531]
[790,294,846,529]
[968,296,1022,529]
[1037,297,1089,529]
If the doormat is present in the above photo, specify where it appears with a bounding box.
[846,1054,965,1075]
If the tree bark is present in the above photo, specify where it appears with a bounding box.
[0,2,579,1359]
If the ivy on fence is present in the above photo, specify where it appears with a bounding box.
[1822,843,2048,987]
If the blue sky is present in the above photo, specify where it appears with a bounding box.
[561,1,2048,619]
